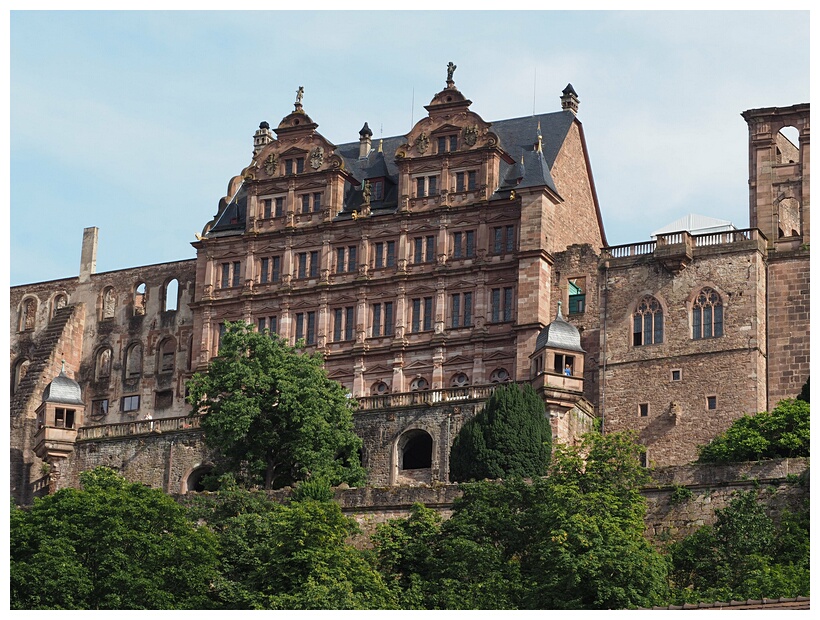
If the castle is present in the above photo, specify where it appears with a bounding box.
[10,68,810,504]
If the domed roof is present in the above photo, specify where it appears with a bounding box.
[42,364,84,406]
[535,303,584,353]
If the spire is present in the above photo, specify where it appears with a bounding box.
[535,120,543,153]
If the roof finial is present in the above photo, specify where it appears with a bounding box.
[61,359,66,374]
[536,120,543,153]
[378,138,383,153]
[294,86,304,112]
[446,61,457,87]
[557,300,563,318]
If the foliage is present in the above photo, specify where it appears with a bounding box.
[697,399,809,463]
[187,321,366,489]
[10,467,219,610]
[375,431,669,609]
[668,490,810,603]
[669,484,693,505]
[449,383,552,482]
[192,481,395,609]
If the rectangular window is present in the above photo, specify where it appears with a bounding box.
[268,316,277,335]
[55,407,75,427]
[374,242,384,268]
[260,258,269,284]
[337,248,346,274]
[491,288,501,323]
[258,317,266,332]
[384,301,393,336]
[423,297,433,331]
[333,308,343,342]
[504,287,514,322]
[640,452,648,468]
[155,390,173,410]
[707,395,717,410]
[301,194,311,214]
[298,253,307,279]
[505,225,515,252]
[411,298,421,333]
[414,237,423,264]
[428,176,437,196]
[263,199,272,219]
[671,369,682,381]
[92,399,109,416]
[232,262,241,287]
[296,157,304,174]
[310,251,319,278]
[306,311,315,344]
[465,230,475,257]
[456,171,465,192]
[372,303,381,337]
[425,236,435,263]
[451,293,461,328]
[122,395,140,412]
[371,181,383,201]
[493,227,503,254]
[463,292,472,327]
[449,135,458,152]
[345,306,354,341]
[386,240,396,266]
[271,256,280,282]
[568,278,586,314]
[417,177,425,197]
[437,136,446,154]
[295,313,304,341]
[313,192,322,212]
[347,246,357,273]
[639,403,649,417]
[221,263,230,288]
[468,170,477,191]
[217,323,226,352]
[453,232,463,259]
[275,196,284,217]
[285,159,293,175]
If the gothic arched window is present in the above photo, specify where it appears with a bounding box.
[692,288,723,339]
[633,296,663,346]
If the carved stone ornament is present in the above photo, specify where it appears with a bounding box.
[415,132,430,155]
[264,152,278,176]
[463,124,479,146]
[310,146,324,169]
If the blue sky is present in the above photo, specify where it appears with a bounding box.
[8,9,810,286]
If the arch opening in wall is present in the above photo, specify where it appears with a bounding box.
[409,377,429,391]
[164,278,179,312]
[12,358,30,394]
[183,465,214,493]
[101,286,116,320]
[489,368,510,383]
[400,429,433,470]
[51,293,68,318]
[777,126,800,163]
[95,347,113,381]
[19,297,37,332]
[134,282,147,316]
[124,342,143,378]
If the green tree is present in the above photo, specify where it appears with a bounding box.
[187,321,366,489]
[669,490,810,603]
[10,467,219,610]
[697,399,810,463]
[375,431,668,609]
[449,383,552,482]
[191,480,395,609]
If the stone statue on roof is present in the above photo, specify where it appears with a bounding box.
[296,86,304,105]
[447,62,457,82]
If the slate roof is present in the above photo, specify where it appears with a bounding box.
[535,303,584,353]
[208,107,576,233]
[42,368,84,406]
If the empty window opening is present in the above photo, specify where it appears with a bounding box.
[54,408,76,429]
[13,358,30,394]
[706,395,717,410]
[401,430,433,470]
[164,279,179,312]
[155,390,174,410]
[639,403,649,417]
[20,298,37,331]
[159,338,176,373]
[125,343,143,378]
[569,278,586,314]
[185,466,213,493]
[52,294,68,318]
[91,399,109,417]
[554,354,575,376]
[671,369,682,381]
[134,283,147,315]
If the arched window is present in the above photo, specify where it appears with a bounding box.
[410,377,429,391]
[134,282,147,316]
[125,343,143,378]
[633,296,663,346]
[51,294,68,318]
[164,278,179,312]
[183,465,213,493]
[371,381,389,395]
[20,298,37,332]
[158,337,176,373]
[400,429,433,470]
[692,288,723,339]
[102,287,116,320]
[489,368,510,383]
[95,347,112,380]
[450,372,469,387]
[12,358,30,394]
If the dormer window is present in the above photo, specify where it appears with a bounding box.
[367,178,384,201]
[437,135,458,153]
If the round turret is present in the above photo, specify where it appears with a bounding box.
[535,303,584,353]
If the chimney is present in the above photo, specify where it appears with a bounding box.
[253,121,274,155]
[79,227,98,283]
[359,122,373,159]
[561,84,580,115]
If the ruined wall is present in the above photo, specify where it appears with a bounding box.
[600,237,768,466]
[765,249,810,408]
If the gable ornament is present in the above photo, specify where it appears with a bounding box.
[463,124,479,146]
[415,132,430,155]
[310,146,324,170]
[264,152,278,176]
